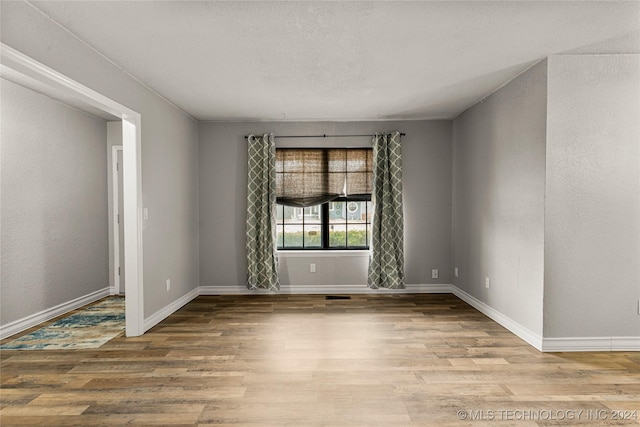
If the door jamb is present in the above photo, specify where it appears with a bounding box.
[112,145,124,295]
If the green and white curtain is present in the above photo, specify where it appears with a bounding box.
[246,133,279,291]
[368,131,405,289]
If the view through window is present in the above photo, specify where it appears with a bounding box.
[275,148,372,249]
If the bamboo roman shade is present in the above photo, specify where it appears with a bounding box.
[275,148,373,207]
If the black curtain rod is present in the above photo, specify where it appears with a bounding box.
[244,133,405,139]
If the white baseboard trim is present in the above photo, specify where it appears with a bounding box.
[198,283,452,295]
[542,336,640,352]
[0,287,110,340]
[405,284,453,293]
[450,285,544,351]
[143,288,200,333]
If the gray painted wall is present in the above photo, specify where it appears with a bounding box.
[544,55,640,338]
[1,1,200,319]
[452,61,547,337]
[1,79,108,325]
[198,120,452,288]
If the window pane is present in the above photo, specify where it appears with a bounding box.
[300,150,324,172]
[276,225,284,248]
[347,224,367,248]
[328,172,346,196]
[305,225,322,248]
[328,150,346,172]
[282,173,302,199]
[278,150,303,172]
[282,206,302,224]
[304,172,326,199]
[276,148,372,250]
[304,205,321,223]
[347,172,370,196]
[329,223,347,248]
[346,201,367,222]
[347,149,368,172]
[275,174,284,197]
[283,225,303,248]
[329,201,345,223]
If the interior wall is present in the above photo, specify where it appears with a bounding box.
[0,79,108,325]
[198,120,452,288]
[1,1,200,319]
[452,60,547,337]
[544,54,640,338]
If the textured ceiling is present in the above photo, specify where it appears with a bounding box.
[28,1,640,121]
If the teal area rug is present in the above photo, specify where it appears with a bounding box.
[0,297,125,350]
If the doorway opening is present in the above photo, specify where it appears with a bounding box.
[1,44,145,337]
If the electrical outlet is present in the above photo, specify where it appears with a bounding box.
[143,208,149,220]
[310,263,316,273]
[431,269,439,279]
[454,267,459,277]
[166,279,171,291]
[485,277,490,289]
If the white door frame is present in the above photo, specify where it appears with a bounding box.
[112,145,124,295]
[1,44,145,337]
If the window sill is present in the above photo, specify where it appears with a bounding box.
[277,250,369,258]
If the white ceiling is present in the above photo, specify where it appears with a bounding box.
[28,1,640,122]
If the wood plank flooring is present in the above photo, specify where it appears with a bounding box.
[2,294,639,426]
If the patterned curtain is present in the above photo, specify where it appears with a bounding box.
[368,131,405,289]
[246,133,279,291]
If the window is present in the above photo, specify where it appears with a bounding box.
[276,148,372,249]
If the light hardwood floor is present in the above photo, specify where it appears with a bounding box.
[1,294,639,426]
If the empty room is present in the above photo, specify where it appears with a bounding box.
[1,1,639,425]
